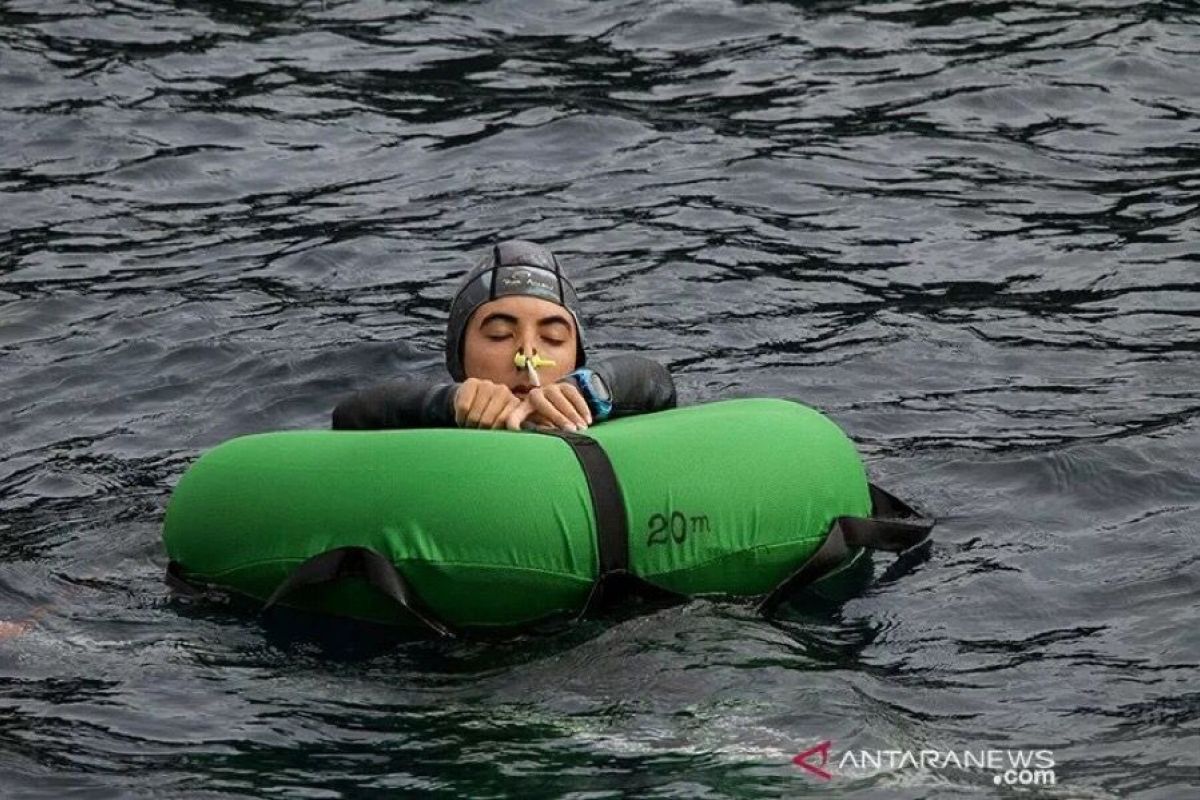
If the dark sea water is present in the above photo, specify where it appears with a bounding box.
[2,1,1198,797]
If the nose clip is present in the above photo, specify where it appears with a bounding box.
[513,350,556,370]
[514,349,556,387]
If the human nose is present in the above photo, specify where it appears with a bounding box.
[516,335,539,364]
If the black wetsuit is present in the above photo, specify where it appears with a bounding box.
[332,354,676,430]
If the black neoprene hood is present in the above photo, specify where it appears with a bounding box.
[445,240,586,381]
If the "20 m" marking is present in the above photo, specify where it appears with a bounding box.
[646,511,711,546]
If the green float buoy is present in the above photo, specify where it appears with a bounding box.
[163,399,931,635]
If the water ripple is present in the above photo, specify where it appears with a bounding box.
[2,1,1198,797]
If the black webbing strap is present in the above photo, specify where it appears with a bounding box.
[545,431,630,575]
[165,560,205,597]
[869,483,922,520]
[539,430,686,615]
[261,546,457,638]
[757,482,934,616]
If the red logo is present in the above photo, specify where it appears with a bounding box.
[794,740,833,780]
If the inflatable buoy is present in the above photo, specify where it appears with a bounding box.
[163,399,931,636]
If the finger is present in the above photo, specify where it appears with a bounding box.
[522,410,553,431]
[506,400,536,431]
[555,383,593,426]
[543,385,588,429]
[455,381,478,427]
[477,387,513,429]
[529,388,576,431]
[466,383,510,428]
[465,386,498,428]
[492,397,524,430]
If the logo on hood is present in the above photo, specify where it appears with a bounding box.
[495,266,558,300]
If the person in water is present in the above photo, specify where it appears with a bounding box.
[332,240,676,431]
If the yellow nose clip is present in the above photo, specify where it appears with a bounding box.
[514,352,556,387]
[513,353,556,370]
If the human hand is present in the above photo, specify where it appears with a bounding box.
[505,381,592,432]
[0,619,31,640]
[454,378,523,429]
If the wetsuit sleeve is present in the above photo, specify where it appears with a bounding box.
[588,354,677,418]
[331,380,459,430]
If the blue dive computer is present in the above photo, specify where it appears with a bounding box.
[565,368,613,422]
